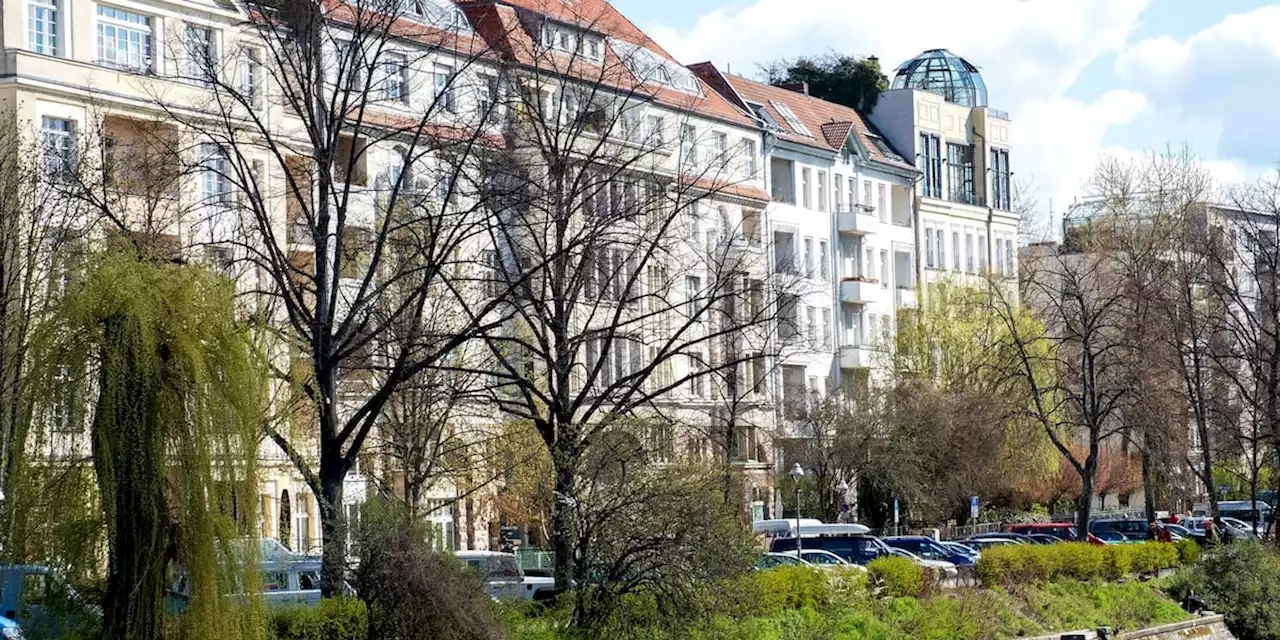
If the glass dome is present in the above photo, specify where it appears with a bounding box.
[890,49,988,108]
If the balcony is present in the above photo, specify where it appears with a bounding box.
[839,345,875,369]
[840,279,882,304]
[836,205,878,234]
[894,287,918,308]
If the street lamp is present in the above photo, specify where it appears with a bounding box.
[789,463,805,553]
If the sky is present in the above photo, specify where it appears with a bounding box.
[612,0,1280,229]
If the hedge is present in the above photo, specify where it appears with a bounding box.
[866,556,929,598]
[977,542,1184,587]
[270,597,367,640]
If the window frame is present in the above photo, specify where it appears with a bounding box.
[96,5,154,72]
[29,0,60,56]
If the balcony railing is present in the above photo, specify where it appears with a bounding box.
[947,190,986,207]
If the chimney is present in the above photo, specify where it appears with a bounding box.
[779,81,809,96]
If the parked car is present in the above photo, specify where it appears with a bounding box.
[1090,530,1130,544]
[968,532,1039,545]
[886,548,959,579]
[883,536,976,566]
[752,518,826,539]
[1221,517,1261,539]
[1089,519,1151,541]
[456,551,557,602]
[0,565,97,638]
[1161,522,1198,541]
[769,534,891,566]
[757,553,812,570]
[1005,522,1079,541]
[0,615,21,640]
[168,539,339,611]
[1195,501,1274,533]
[939,541,981,562]
[783,549,864,570]
[1026,533,1063,545]
[1183,516,1255,542]
[958,537,1023,551]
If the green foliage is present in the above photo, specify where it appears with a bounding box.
[977,542,1183,586]
[1175,538,1200,565]
[866,557,926,598]
[271,599,368,640]
[749,566,833,612]
[1165,541,1280,640]
[764,53,888,113]
[33,249,267,639]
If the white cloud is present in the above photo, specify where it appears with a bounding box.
[645,0,1152,221]
[1115,6,1280,168]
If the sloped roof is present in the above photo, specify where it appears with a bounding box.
[692,67,916,173]
[455,0,756,130]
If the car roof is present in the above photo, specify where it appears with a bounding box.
[883,536,934,541]
[456,551,516,559]
[1011,522,1074,527]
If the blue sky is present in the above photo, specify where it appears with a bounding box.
[615,0,1280,227]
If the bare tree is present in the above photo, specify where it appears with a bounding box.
[444,17,777,598]
[143,0,518,593]
[996,237,1139,536]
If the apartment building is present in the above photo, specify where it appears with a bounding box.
[4,0,782,550]
[868,49,1018,293]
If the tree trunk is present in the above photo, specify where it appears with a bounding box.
[1076,452,1098,542]
[1197,413,1218,521]
[1141,449,1157,524]
[550,451,577,592]
[318,453,346,598]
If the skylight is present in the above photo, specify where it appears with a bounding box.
[769,101,812,137]
[402,0,472,33]
[746,102,782,132]
[609,39,701,96]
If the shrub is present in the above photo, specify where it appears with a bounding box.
[978,542,1182,586]
[1172,541,1280,640]
[271,598,367,640]
[867,556,927,598]
[748,566,832,612]
[355,499,506,640]
[1175,538,1200,565]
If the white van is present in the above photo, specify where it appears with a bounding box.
[456,551,557,602]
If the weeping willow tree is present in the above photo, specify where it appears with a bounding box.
[36,245,267,639]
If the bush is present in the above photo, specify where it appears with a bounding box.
[1168,541,1280,640]
[271,598,367,640]
[867,556,927,598]
[978,542,1182,586]
[1175,538,1200,565]
[742,566,832,613]
[355,500,505,640]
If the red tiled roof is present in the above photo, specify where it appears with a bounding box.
[455,0,757,130]
[693,67,916,173]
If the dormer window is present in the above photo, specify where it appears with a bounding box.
[400,0,470,32]
[542,22,603,62]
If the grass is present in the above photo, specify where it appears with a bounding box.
[504,576,1192,640]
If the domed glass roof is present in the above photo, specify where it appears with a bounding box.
[890,49,988,108]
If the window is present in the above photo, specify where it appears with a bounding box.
[935,229,946,269]
[821,309,831,347]
[918,133,942,198]
[336,40,364,91]
[200,143,232,204]
[818,240,829,281]
[817,171,828,211]
[381,52,409,103]
[951,230,960,271]
[995,239,1005,275]
[49,365,74,432]
[1005,238,1014,274]
[740,139,757,177]
[478,74,500,116]
[834,174,843,209]
[239,47,262,107]
[646,114,666,147]
[41,117,75,180]
[925,226,936,268]
[769,101,813,136]
[29,0,59,56]
[864,247,873,280]
[712,131,727,159]
[877,184,886,221]
[991,148,1012,210]
[881,315,890,342]
[433,63,455,112]
[863,180,872,208]
[978,235,987,270]
[689,352,706,397]
[96,6,153,71]
[880,249,888,288]
[965,231,974,273]
[685,275,701,317]
[947,143,976,205]
[804,238,813,278]
[184,25,216,86]
[294,494,311,553]
[680,124,697,163]
[806,306,817,346]
[801,168,812,208]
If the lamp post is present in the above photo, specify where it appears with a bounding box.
[789,463,805,553]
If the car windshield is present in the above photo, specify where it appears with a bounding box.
[465,556,521,580]
[802,552,841,565]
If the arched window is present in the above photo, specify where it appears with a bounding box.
[388,146,408,189]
